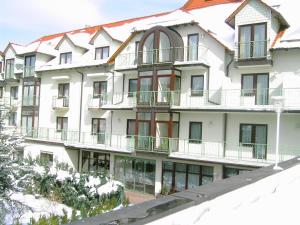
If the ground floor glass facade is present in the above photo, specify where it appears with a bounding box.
[81,151,110,175]
[114,156,156,194]
[162,161,213,193]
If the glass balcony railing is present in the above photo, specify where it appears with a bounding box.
[169,88,300,109]
[52,96,69,109]
[87,94,109,108]
[22,96,39,106]
[235,40,270,61]
[16,127,300,165]
[5,69,15,80]
[23,66,35,77]
[115,45,208,70]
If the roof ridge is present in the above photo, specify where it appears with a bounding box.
[32,10,171,44]
[182,0,243,11]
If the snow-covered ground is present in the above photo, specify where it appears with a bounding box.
[5,193,74,225]
[149,163,300,225]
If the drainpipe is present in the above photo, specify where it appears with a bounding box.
[110,111,113,146]
[226,53,234,77]
[114,73,125,105]
[223,113,227,157]
[76,69,84,143]
[206,66,219,105]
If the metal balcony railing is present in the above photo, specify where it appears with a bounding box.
[23,66,35,77]
[52,96,69,109]
[235,40,271,61]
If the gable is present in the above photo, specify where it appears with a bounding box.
[56,37,75,52]
[5,46,16,59]
[235,0,270,26]
[91,30,114,47]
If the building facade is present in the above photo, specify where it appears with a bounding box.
[1,0,300,195]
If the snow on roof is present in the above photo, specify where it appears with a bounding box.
[3,0,300,60]
[150,163,300,225]
[188,2,240,50]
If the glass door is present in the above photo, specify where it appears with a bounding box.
[155,122,169,151]
[256,74,268,105]
[23,86,34,106]
[100,81,108,105]
[157,76,170,105]
[239,26,251,59]
[253,24,266,58]
[254,125,267,159]
[137,122,151,150]
[139,77,152,105]
[22,115,33,137]
[134,159,145,192]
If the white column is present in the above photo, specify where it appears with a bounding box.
[213,164,223,181]
[274,110,283,170]
[109,153,115,179]
[78,149,82,172]
[155,158,162,195]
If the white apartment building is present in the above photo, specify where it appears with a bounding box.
[1,0,300,195]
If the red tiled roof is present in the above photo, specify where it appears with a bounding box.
[181,0,243,11]
[33,11,170,43]
[271,29,286,48]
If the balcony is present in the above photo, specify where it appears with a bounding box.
[170,88,300,111]
[136,91,171,108]
[23,66,35,78]
[234,40,272,67]
[52,96,69,110]
[115,45,208,70]
[5,70,16,80]
[87,94,109,109]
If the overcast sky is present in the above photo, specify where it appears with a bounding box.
[0,0,186,50]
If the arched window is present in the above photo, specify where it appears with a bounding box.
[159,32,171,62]
[143,33,154,64]
[139,26,184,64]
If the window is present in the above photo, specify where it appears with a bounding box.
[40,152,53,164]
[60,52,72,64]
[10,86,18,99]
[162,161,213,193]
[93,81,107,97]
[114,156,156,194]
[239,23,267,59]
[128,79,137,97]
[9,112,17,126]
[0,62,2,73]
[58,83,69,98]
[191,75,204,96]
[223,167,250,179]
[188,34,199,61]
[81,151,110,174]
[25,55,36,67]
[241,74,269,105]
[0,87,3,98]
[24,55,36,77]
[95,46,109,60]
[189,122,202,143]
[126,119,136,137]
[135,41,140,62]
[240,124,267,159]
[56,117,68,132]
[5,59,15,78]
[91,118,106,144]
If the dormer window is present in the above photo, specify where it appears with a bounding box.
[24,55,36,77]
[60,52,72,64]
[95,46,109,60]
[238,23,267,60]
